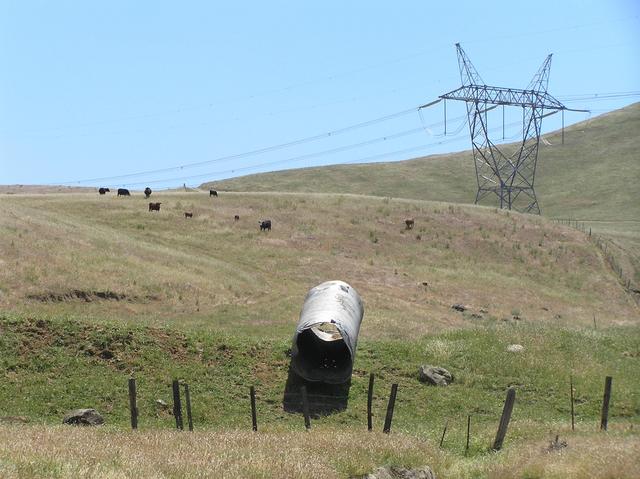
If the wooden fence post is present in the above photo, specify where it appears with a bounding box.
[439,419,448,447]
[492,387,516,451]
[128,377,138,430]
[301,385,311,430]
[172,379,183,430]
[600,376,612,431]
[382,383,398,434]
[367,373,374,431]
[465,415,471,454]
[183,383,193,432]
[250,386,258,432]
[570,375,575,431]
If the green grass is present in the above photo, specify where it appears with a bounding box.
[2,120,639,477]
[2,313,638,441]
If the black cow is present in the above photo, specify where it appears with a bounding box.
[405,218,415,230]
[117,188,130,196]
[144,187,152,198]
[148,202,161,212]
[184,212,193,218]
[209,189,218,197]
[259,219,272,231]
[98,187,110,195]
[234,215,240,221]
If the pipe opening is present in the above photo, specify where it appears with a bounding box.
[293,322,352,383]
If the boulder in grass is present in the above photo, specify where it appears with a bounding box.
[507,344,524,353]
[418,365,454,386]
[62,408,104,426]
[357,465,436,479]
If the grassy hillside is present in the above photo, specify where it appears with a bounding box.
[207,104,639,222]
[207,103,640,286]
[1,188,638,477]
[1,313,639,477]
[2,313,638,428]
[1,192,636,332]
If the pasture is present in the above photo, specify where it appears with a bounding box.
[0,189,639,477]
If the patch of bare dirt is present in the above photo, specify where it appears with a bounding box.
[26,290,159,303]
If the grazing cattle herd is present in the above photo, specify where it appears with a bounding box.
[99,187,415,232]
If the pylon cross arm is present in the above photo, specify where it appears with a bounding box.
[440,85,565,110]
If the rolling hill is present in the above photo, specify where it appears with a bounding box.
[1,106,639,478]
[1,192,637,334]
[206,103,639,223]
[206,103,640,287]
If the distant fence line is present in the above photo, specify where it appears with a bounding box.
[117,372,617,454]
[552,218,636,294]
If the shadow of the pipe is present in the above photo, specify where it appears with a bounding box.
[282,363,351,416]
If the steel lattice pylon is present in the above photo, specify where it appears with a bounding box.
[440,44,568,214]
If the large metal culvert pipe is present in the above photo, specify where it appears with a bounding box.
[291,280,364,384]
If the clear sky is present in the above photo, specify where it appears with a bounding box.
[1,0,638,189]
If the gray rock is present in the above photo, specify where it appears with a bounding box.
[357,465,436,479]
[418,365,454,386]
[506,344,524,353]
[62,408,104,426]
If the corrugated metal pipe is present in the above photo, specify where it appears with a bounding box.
[291,280,364,384]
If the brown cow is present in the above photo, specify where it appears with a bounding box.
[405,218,415,230]
[184,212,193,218]
[148,202,161,212]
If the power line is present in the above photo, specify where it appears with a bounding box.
[91,126,429,187]
[51,90,635,187]
[54,99,586,190]
[111,117,527,189]
[55,106,423,185]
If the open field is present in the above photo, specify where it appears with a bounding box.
[1,102,639,477]
[1,313,639,429]
[1,312,639,477]
[1,192,637,334]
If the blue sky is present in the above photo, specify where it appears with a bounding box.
[1,0,638,189]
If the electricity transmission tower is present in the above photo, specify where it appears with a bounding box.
[439,44,576,214]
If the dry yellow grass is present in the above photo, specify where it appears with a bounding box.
[0,424,637,478]
[1,192,637,339]
[484,432,640,479]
